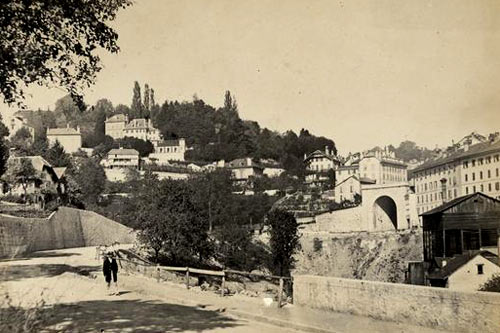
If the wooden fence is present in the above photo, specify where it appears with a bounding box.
[116,249,292,308]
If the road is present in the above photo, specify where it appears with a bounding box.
[0,247,303,333]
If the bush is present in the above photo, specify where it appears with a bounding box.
[479,274,500,292]
[1,194,25,204]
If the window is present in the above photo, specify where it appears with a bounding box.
[486,156,491,164]
[472,172,475,181]
[473,185,476,192]
[480,171,483,180]
[488,170,491,178]
[472,160,476,167]
[489,183,492,192]
[477,264,484,275]
[496,182,500,191]
[466,187,469,195]
[497,168,499,177]
[495,155,499,162]
[481,184,484,192]
[479,158,483,165]
[454,189,457,198]
[463,161,468,169]
[465,174,468,182]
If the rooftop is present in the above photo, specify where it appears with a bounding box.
[108,148,140,156]
[413,139,500,173]
[428,250,499,280]
[47,127,80,136]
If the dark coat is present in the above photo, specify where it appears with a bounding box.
[103,257,118,277]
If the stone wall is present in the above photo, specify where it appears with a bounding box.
[0,207,136,257]
[313,206,365,232]
[294,229,423,283]
[293,275,500,333]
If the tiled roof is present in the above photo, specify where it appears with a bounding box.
[53,167,67,179]
[158,139,180,147]
[47,127,80,136]
[106,114,128,122]
[124,118,149,129]
[108,148,139,156]
[413,140,500,173]
[227,158,263,169]
[304,150,339,162]
[420,192,500,216]
[8,156,52,172]
[428,251,499,280]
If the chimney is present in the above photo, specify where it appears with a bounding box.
[76,126,80,133]
[247,157,252,166]
[325,146,329,155]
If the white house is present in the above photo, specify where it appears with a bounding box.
[47,126,82,154]
[428,251,500,292]
[104,114,128,140]
[227,158,264,181]
[5,111,35,140]
[101,148,140,169]
[122,118,162,145]
[149,138,187,163]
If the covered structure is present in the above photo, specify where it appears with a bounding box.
[422,192,500,263]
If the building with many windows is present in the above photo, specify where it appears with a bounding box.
[47,126,82,154]
[104,114,129,140]
[101,148,140,169]
[148,138,187,163]
[411,136,500,215]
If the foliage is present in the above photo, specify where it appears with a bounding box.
[391,140,433,162]
[479,274,500,293]
[4,158,39,198]
[266,208,300,276]
[0,293,49,333]
[44,141,72,168]
[134,178,212,265]
[0,115,9,178]
[131,81,143,119]
[66,157,106,207]
[116,137,153,157]
[0,0,132,106]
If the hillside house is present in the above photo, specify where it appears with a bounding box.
[5,111,35,140]
[2,156,59,201]
[149,138,187,163]
[122,118,162,145]
[427,250,500,291]
[227,158,264,185]
[304,147,340,172]
[101,148,140,169]
[104,114,129,140]
[47,126,82,154]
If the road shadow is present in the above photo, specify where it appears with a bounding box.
[40,299,241,332]
[28,251,82,258]
[0,264,99,282]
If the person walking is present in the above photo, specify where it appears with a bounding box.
[110,254,119,295]
[102,254,113,295]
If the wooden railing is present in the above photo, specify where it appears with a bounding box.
[117,249,292,308]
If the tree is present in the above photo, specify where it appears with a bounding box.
[45,141,72,167]
[6,158,38,198]
[0,0,132,107]
[135,179,212,265]
[266,208,300,276]
[131,81,143,119]
[9,127,32,154]
[0,114,9,178]
[67,157,106,207]
[479,274,500,293]
[116,137,153,157]
[143,83,150,114]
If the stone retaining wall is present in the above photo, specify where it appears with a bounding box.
[293,275,500,333]
[0,207,136,257]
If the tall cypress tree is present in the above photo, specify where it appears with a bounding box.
[131,81,143,119]
[144,83,150,115]
[0,114,9,178]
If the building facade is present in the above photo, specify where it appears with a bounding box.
[304,147,340,172]
[47,126,82,154]
[227,158,264,182]
[101,148,140,169]
[5,112,35,140]
[104,114,128,140]
[122,118,162,145]
[411,137,500,215]
[149,138,187,163]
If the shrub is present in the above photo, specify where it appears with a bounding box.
[479,274,500,292]
[1,194,25,204]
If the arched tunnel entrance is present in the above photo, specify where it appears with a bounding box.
[373,196,398,230]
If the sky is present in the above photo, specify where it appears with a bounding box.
[2,0,500,154]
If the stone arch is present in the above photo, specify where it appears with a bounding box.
[373,195,398,230]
